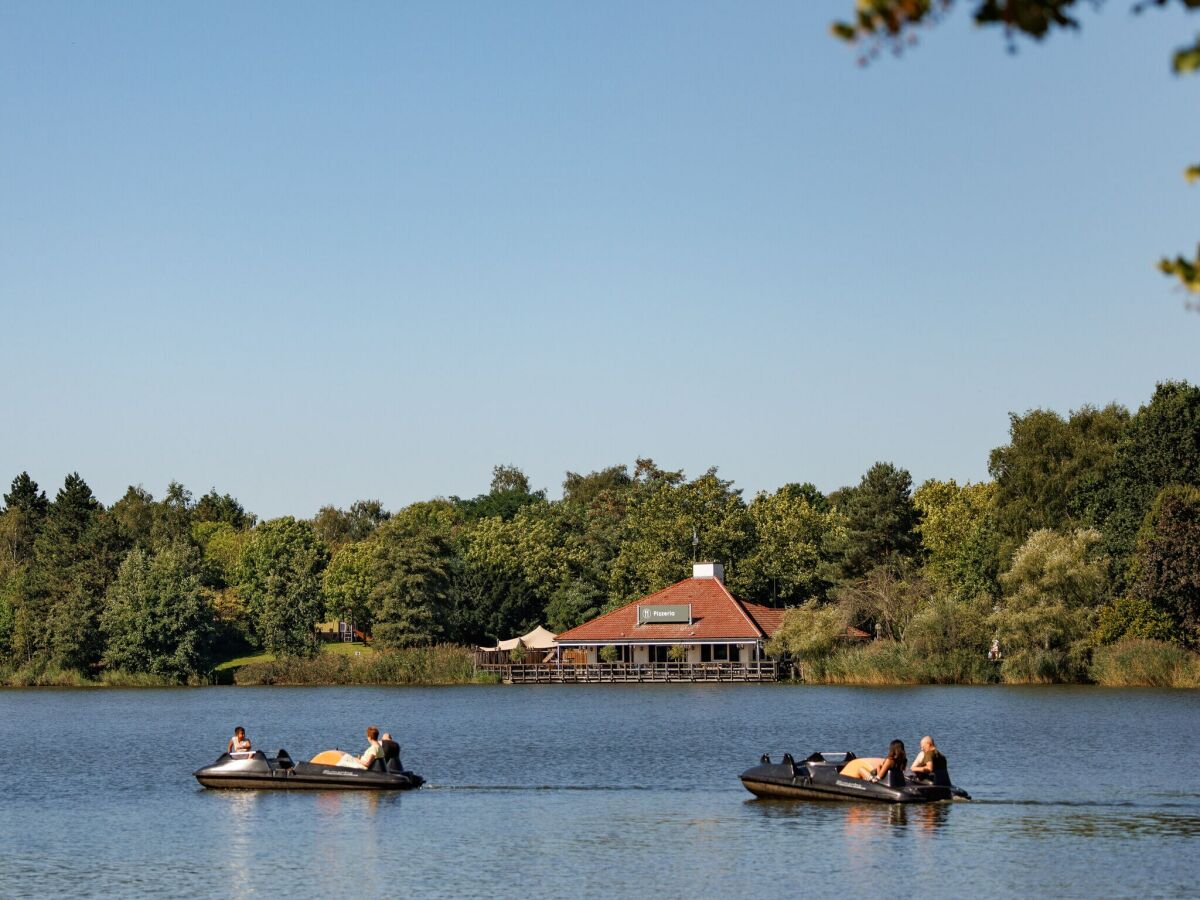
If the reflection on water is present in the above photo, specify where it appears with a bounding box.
[1,685,1199,898]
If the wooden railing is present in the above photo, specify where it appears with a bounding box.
[479,660,780,684]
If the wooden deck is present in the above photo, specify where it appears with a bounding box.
[480,661,780,684]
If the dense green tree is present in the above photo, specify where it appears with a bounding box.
[47,511,128,671]
[237,517,329,656]
[1094,595,1181,645]
[368,521,453,648]
[1129,484,1200,645]
[913,479,1000,597]
[730,484,847,605]
[151,481,194,548]
[555,465,636,607]
[1081,382,1200,575]
[2,473,48,564]
[609,461,752,604]
[544,578,605,633]
[454,465,547,522]
[312,499,390,549]
[322,541,376,629]
[990,528,1107,676]
[834,462,921,579]
[19,474,128,668]
[101,544,217,679]
[110,485,157,551]
[193,489,253,530]
[988,404,1128,562]
[832,0,1200,296]
[563,465,633,506]
[3,472,49,519]
[447,557,540,645]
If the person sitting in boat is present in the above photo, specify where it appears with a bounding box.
[358,726,384,769]
[870,739,907,785]
[227,726,252,757]
[910,735,950,786]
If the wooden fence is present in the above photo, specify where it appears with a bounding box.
[479,660,781,684]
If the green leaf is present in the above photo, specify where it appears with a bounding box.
[1173,38,1200,75]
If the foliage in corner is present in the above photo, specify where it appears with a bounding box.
[832,0,1200,297]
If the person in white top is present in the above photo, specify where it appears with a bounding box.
[359,726,384,768]
[227,726,252,756]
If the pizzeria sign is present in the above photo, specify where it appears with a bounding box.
[637,604,692,625]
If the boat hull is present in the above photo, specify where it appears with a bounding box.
[740,755,966,804]
[194,753,424,791]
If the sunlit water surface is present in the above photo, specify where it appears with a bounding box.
[1,685,1198,897]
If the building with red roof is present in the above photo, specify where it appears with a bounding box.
[555,562,784,666]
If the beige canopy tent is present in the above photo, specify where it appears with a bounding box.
[479,625,558,652]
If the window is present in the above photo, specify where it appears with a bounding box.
[701,645,741,663]
[649,645,670,663]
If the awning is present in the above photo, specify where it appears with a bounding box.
[479,624,558,652]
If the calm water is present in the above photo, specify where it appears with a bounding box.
[1,684,1198,898]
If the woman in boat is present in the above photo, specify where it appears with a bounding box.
[871,739,907,784]
[358,726,384,768]
[227,726,252,756]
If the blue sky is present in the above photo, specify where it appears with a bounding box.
[2,1,1197,518]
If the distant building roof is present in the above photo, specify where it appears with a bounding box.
[556,574,784,644]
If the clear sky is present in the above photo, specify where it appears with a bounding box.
[2,1,1197,518]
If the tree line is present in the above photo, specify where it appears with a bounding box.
[1,380,1198,683]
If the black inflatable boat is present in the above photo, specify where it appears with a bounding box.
[740,751,970,804]
[194,749,425,791]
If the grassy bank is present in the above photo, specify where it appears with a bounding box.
[1090,639,1200,687]
[0,663,198,688]
[794,639,1200,688]
[231,644,496,686]
[2,643,494,687]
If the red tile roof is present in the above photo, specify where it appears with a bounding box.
[556,577,785,643]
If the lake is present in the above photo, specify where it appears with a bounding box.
[1,684,1198,898]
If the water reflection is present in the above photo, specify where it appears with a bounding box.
[747,799,952,834]
[210,791,260,898]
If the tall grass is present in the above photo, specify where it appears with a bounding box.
[0,663,185,687]
[1090,639,1200,688]
[803,643,996,685]
[1,663,94,687]
[233,644,493,686]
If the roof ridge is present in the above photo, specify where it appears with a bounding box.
[716,578,766,639]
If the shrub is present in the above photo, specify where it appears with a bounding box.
[766,600,847,659]
[1094,595,1181,645]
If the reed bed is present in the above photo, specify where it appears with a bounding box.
[233,644,493,686]
[1090,639,1200,688]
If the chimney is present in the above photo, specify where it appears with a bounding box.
[692,561,724,583]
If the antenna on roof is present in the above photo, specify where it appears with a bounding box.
[692,525,699,561]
